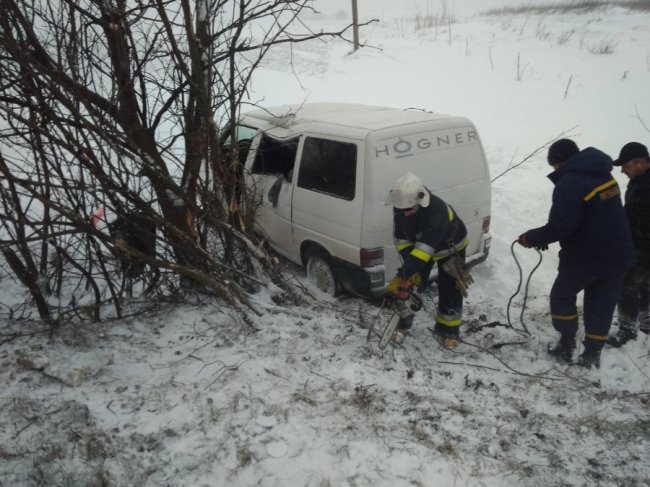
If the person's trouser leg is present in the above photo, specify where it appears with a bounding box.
[637,268,650,333]
[617,266,643,334]
[584,272,625,352]
[434,253,464,337]
[550,266,583,339]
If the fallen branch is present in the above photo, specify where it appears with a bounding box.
[0,328,49,346]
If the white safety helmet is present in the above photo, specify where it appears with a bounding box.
[385,172,430,209]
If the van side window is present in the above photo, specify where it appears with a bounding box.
[251,134,299,180]
[298,137,357,201]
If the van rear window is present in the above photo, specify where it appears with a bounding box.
[298,137,357,201]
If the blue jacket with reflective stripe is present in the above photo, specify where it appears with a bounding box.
[394,190,467,279]
[526,147,634,274]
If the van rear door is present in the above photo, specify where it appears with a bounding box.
[362,120,491,282]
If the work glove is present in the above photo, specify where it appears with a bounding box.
[441,254,473,298]
[387,273,421,299]
[535,243,548,251]
[387,275,404,296]
[517,233,532,248]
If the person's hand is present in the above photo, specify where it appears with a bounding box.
[517,233,532,248]
[396,279,415,299]
[388,270,422,297]
[535,243,548,251]
[387,276,416,299]
[387,275,403,296]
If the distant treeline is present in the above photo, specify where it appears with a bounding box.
[484,0,650,16]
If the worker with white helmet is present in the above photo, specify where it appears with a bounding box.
[385,172,472,347]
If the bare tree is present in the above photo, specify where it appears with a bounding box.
[0,0,371,324]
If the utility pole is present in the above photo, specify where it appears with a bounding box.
[351,0,359,51]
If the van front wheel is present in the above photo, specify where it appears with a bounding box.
[305,249,339,297]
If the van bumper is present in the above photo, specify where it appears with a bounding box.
[354,233,492,298]
[466,233,491,267]
[342,233,491,298]
[330,258,386,298]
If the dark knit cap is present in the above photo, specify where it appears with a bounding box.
[547,139,579,165]
[613,142,649,166]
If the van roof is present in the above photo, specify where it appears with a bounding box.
[239,103,466,137]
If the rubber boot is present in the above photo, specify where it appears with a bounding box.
[607,314,638,348]
[576,348,601,369]
[548,334,575,363]
[432,324,460,349]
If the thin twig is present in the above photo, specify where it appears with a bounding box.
[202,360,246,391]
[12,406,62,440]
[106,400,117,416]
[434,331,564,381]
[563,74,573,100]
[634,103,650,133]
[491,127,579,183]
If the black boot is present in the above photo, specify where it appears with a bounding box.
[606,327,637,348]
[548,335,575,363]
[432,324,460,348]
[576,348,601,369]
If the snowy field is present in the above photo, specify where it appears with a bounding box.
[2,1,650,486]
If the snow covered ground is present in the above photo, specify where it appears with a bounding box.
[2,1,650,486]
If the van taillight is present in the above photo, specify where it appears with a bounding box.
[482,216,491,234]
[360,247,384,268]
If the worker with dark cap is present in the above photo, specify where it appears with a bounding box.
[608,142,650,347]
[518,139,634,368]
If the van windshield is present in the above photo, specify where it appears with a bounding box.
[221,125,258,148]
[220,124,258,167]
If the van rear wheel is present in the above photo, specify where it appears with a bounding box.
[305,249,339,297]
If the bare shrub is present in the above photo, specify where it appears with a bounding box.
[414,13,436,32]
[588,37,616,55]
[412,0,456,33]
[535,22,552,40]
[557,29,576,45]
[0,1,374,325]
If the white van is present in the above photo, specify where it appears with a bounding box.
[230,103,491,297]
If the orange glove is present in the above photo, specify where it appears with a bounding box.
[387,276,415,299]
[387,276,403,296]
